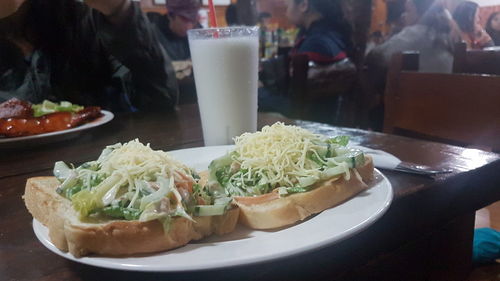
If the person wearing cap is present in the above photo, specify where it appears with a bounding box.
[0,0,179,112]
[147,0,201,104]
[147,0,201,62]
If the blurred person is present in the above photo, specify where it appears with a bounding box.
[148,0,200,62]
[367,1,456,73]
[385,0,435,37]
[148,0,201,104]
[402,0,436,26]
[259,0,356,123]
[285,0,353,64]
[453,1,493,49]
[365,1,457,131]
[225,4,239,26]
[0,0,178,112]
[236,0,258,26]
[486,12,500,46]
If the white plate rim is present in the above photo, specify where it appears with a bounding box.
[32,145,393,272]
[0,110,114,143]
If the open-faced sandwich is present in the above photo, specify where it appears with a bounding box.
[24,140,238,257]
[206,122,374,229]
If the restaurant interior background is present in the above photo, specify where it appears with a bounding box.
[139,0,500,31]
[137,0,500,39]
[2,0,500,280]
[136,0,500,131]
[134,1,500,277]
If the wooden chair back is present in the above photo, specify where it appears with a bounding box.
[384,53,500,151]
[359,51,420,130]
[289,54,357,124]
[453,42,500,75]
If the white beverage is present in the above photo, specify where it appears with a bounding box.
[189,27,259,146]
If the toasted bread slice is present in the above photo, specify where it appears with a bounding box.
[24,177,239,257]
[231,155,375,229]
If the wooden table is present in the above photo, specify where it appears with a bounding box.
[1,104,500,281]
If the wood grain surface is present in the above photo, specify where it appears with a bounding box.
[1,104,500,281]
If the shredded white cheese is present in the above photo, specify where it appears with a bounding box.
[233,122,331,187]
[99,139,192,190]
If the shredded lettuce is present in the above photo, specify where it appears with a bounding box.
[139,177,172,210]
[139,202,172,233]
[208,128,362,198]
[53,161,73,181]
[71,174,122,218]
[327,136,350,147]
[64,185,84,199]
[208,152,234,187]
[101,206,142,220]
[52,140,221,226]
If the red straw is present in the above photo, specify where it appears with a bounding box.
[208,0,218,28]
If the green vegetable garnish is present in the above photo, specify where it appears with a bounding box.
[327,136,350,147]
[101,206,142,220]
[32,100,84,117]
[206,123,363,199]
[52,140,232,233]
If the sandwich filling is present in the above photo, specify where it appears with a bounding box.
[53,140,229,231]
[208,122,366,197]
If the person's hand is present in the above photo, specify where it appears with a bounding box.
[476,25,493,48]
[172,60,193,80]
[84,0,131,24]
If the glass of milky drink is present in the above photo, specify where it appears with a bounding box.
[188,26,259,146]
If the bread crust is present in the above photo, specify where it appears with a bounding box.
[24,177,239,257]
[232,156,375,229]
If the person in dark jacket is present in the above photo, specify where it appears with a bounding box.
[147,0,200,62]
[147,0,200,104]
[0,0,178,112]
[285,0,353,64]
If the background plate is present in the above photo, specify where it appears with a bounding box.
[33,145,393,272]
[0,110,114,148]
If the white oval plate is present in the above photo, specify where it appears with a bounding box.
[32,145,393,272]
[0,110,114,145]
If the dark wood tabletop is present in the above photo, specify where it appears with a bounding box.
[1,104,500,281]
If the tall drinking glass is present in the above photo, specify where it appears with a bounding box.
[188,27,259,146]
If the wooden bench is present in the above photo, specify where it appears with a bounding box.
[453,42,500,75]
[384,53,500,151]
